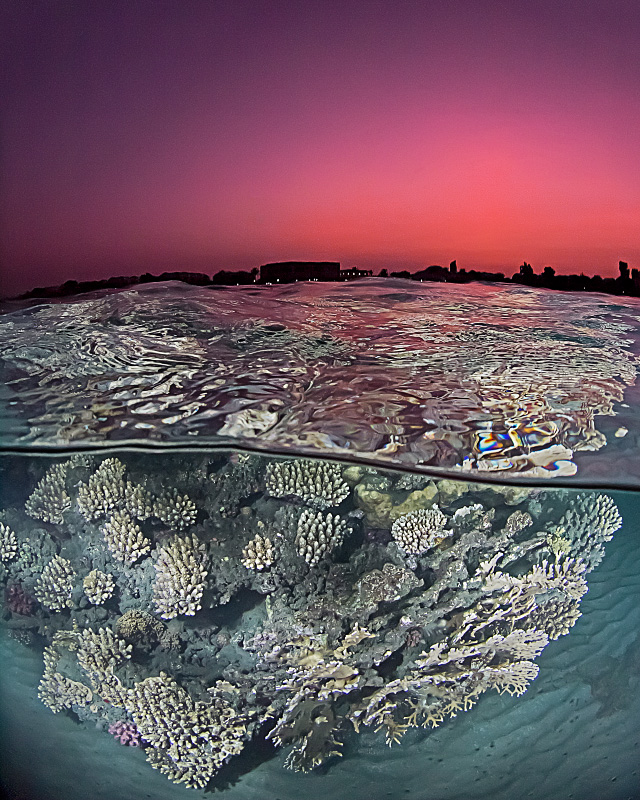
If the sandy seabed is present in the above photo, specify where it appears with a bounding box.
[1,490,639,800]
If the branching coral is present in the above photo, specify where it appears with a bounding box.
[34,554,76,611]
[0,522,18,562]
[153,489,197,530]
[83,569,115,604]
[391,506,452,556]
[152,533,208,619]
[102,510,151,564]
[77,458,127,521]
[295,509,347,566]
[241,533,276,570]
[38,645,93,713]
[25,463,71,523]
[124,674,247,788]
[549,492,622,570]
[266,459,349,508]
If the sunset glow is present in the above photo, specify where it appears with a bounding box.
[2,1,640,296]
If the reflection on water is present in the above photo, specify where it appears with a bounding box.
[2,279,640,484]
[0,451,625,790]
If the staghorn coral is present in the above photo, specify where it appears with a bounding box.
[153,489,197,530]
[102,510,151,564]
[0,522,18,562]
[124,674,247,788]
[295,509,347,567]
[25,463,71,523]
[266,459,350,509]
[241,533,276,570]
[153,533,208,619]
[391,506,452,556]
[549,492,622,570]
[34,554,76,611]
[77,458,127,520]
[82,569,115,605]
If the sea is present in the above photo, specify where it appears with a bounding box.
[0,277,638,800]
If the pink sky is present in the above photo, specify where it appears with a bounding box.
[2,1,639,296]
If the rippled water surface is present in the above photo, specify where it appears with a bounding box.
[2,278,640,485]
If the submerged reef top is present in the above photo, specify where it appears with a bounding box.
[0,451,623,789]
[2,278,640,485]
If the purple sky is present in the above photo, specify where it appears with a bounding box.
[2,1,640,296]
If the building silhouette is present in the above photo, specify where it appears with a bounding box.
[259,261,340,283]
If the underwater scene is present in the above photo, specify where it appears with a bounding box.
[0,279,639,800]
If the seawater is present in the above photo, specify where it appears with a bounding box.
[0,278,638,800]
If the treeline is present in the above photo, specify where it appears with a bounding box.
[387,260,640,297]
[16,268,259,300]
[12,260,640,301]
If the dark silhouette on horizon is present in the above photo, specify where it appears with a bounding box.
[7,259,639,302]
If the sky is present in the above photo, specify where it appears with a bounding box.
[2,0,640,297]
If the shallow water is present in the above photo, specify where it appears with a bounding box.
[0,279,639,800]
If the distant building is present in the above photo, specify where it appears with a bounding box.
[259,261,340,284]
[340,267,373,280]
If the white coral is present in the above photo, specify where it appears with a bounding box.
[25,463,71,523]
[83,569,115,604]
[153,533,208,619]
[35,554,76,611]
[0,522,18,562]
[102,510,151,564]
[295,509,347,566]
[391,506,452,555]
[266,459,350,508]
[153,489,198,530]
[241,534,276,570]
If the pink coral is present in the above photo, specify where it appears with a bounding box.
[5,583,37,616]
[108,720,144,747]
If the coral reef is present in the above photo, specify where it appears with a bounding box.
[25,463,71,523]
[153,533,208,619]
[295,509,347,566]
[82,569,115,605]
[0,452,623,790]
[391,506,452,555]
[102,510,151,564]
[266,459,349,508]
[0,522,18,562]
[34,555,76,612]
[241,533,276,570]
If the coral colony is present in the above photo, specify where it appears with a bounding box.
[0,453,622,789]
